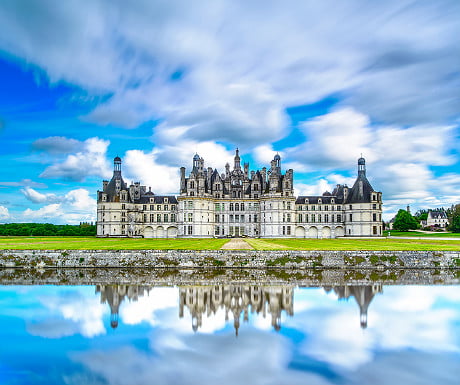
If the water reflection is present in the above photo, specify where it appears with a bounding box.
[96,283,383,332]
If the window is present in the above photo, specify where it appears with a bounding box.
[287,202,291,210]
[150,205,154,211]
[187,201,193,209]
[287,226,291,235]
[122,204,126,209]
[157,214,161,222]
[143,205,147,211]
[215,214,219,222]
[215,226,220,235]
[254,214,258,222]
[325,214,329,222]
[311,214,315,223]
[373,213,377,221]
[282,226,285,235]
[230,203,234,211]
[143,214,147,222]
[254,184,258,191]
[241,203,244,210]
[373,226,377,235]
[164,205,168,210]
[190,181,194,188]
[337,214,342,222]
[188,213,193,222]
[349,214,353,222]
[164,214,168,222]
[235,203,239,211]
[171,214,176,222]
[349,205,352,210]
[372,204,377,210]
[164,198,168,203]
[190,191,194,196]
[188,225,193,235]
[230,215,234,223]
[287,213,291,222]
[157,205,161,211]
[150,214,154,222]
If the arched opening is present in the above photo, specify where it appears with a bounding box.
[144,226,154,238]
[335,226,344,237]
[322,226,331,238]
[167,226,178,238]
[156,226,165,238]
[308,226,318,238]
[295,226,305,238]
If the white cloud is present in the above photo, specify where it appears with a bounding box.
[0,205,9,220]
[22,188,96,224]
[39,137,112,181]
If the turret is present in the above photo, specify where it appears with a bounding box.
[113,156,122,177]
[358,157,366,177]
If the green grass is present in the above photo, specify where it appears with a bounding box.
[0,237,228,250]
[384,230,460,237]
[245,238,460,251]
[0,236,459,251]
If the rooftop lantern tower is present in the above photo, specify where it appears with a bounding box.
[358,156,366,177]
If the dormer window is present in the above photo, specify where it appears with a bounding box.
[164,197,168,203]
[150,198,154,203]
[318,198,322,204]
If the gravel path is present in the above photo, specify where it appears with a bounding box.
[220,238,254,250]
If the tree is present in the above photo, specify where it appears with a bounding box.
[414,209,428,221]
[448,204,460,233]
[393,209,419,231]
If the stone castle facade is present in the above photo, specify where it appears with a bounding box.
[97,150,383,238]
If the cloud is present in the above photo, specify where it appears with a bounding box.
[0,179,47,188]
[0,205,9,220]
[0,0,458,139]
[32,136,81,154]
[38,137,112,181]
[22,188,96,223]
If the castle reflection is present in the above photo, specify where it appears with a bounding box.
[96,284,382,332]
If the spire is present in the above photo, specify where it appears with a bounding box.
[234,148,241,170]
[358,156,366,177]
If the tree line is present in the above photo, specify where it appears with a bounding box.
[0,222,96,236]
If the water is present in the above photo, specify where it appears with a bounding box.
[0,281,459,384]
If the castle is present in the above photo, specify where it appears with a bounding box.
[97,150,383,238]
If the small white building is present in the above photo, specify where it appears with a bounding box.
[423,210,449,228]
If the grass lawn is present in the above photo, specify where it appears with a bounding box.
[245,238,460,251]
[0,237,228,250]
[0,236,459,251]
[384,230,460,238]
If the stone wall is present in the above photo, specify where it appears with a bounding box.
[0,249,459,269]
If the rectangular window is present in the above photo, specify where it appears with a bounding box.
[188,213,193,222]
[230,215,234,223]
[187,201,193,209]
[143,214,147,222]
[215,214,219,222]
[337,214,342,222]
[349,205,352,210]
[349,214,353,222]
[287,226,291,235]
[150,214,154,222]
[164,214,168,222]
[215,226,220,235]
[282,226,285,235]
[287,213,291,222]
[157,214,162,222]
[372,203,377,210]
[171,214,176,222]
[150,205,154,211]
[143,205,147,211]
[157,205,162,211]
[164,205,168,210]
[122,204,126,209]
[188,225,193,235]
[373,213,377,221]
[287,202,291,210]
[254,214,258,222]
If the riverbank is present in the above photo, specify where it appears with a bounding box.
[1,249,459,269]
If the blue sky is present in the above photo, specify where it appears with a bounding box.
[0,0,459,223]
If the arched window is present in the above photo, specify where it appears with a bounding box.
[230,203,234,211]
[235,203,239,211]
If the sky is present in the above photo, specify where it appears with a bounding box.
[0,0,459,224]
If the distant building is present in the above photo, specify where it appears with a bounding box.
[97,150,383,238]
[421,209,449,228]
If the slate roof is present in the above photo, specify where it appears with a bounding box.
[346,174,375,203]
